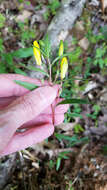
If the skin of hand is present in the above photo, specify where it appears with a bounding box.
[0,74,69,157]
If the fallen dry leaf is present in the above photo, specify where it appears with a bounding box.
[16,10,32,22]
[57,122,78,131]
[78,37,90,50]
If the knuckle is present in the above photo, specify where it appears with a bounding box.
[22,97,35,117]
[17,95,36,120]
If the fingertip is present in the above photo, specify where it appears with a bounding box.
[38,86,57,102]
[54,114,65,126]
[52,84,61,95]
[55,104,69,114]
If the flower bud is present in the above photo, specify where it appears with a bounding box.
[60,57,68,80]
[59,40,64,57]
[33,41,42,66]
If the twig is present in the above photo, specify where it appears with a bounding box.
[18,151,27,190]
[44,147,77,158]
[47,58,52,83]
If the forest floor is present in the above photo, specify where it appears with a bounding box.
[0,0,107,190]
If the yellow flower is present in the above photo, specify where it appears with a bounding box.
[60,57,68,80]
[59,40,64,57]
[33,41,42,66]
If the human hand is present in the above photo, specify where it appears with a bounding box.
[0,74,68,157]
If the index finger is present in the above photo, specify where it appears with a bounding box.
[0,85,57,154]
[0,74,46,97]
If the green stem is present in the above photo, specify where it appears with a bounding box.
[47,58,52,83]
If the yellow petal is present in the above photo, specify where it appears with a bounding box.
[59,40,64,57]
[60,57,68,80]
[33,41,42,66]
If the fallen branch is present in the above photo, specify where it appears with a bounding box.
[46,0,87,54]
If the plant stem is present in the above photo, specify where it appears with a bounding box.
[47,58,52,83]
[54,60,60,83]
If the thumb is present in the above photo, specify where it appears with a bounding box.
[0,86,57,154]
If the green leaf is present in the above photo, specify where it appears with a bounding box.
[27,66,49,77]
[74,124,84,133]
[25,1,31,6]
[5,54,13,66]
[0,38,4,53]
[0,13,6,28]
[19,63,49,77]
[101,26,107,40]
[4,54,15,71]
[58,151,70,159]
[14,80,39,90]
[68,113,83,119]
[56,157,61,171]
[77,137,89,144]
[14,68,27,76]
[11,47,33,58]
[57,99,90,105]
[42,34,51,58]
[49,160,55,169]
[55,133,88,147]
[55,133,78,142]
[93,105,101,113]
[0,62,7,73]
[51,52,76,66]
[49,0,60,15]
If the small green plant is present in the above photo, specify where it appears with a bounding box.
[0,62,7,73]
[55,133,88,170]
[74,124,84,134]
[101,26,107,40]
[68,104,83,121]
[86,104,101,120]
[0,13,6,28]
[48,0,60,15]
[56,151,70,171]
[93,43,107,69]
[25,0,31,6]
[43,0,61,20]
[17,21,35,45]
[10,186,18,190]
[0,38,4,53]
[86,26,107,71]
[55,133,88,147]
[0,46,33,73]
[66,180,74,190]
